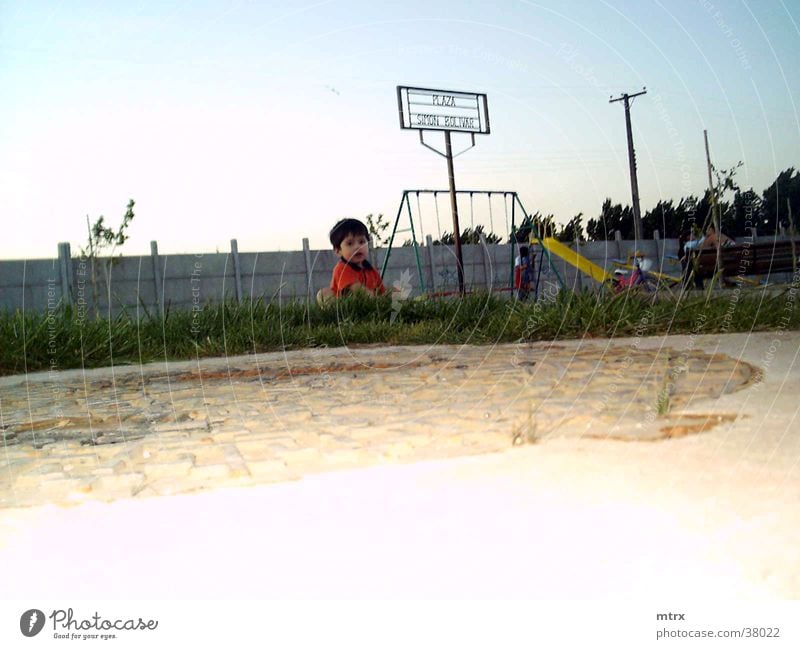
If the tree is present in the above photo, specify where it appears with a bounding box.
[642,200,676,238]
[556,213,585,243]
[530,163,800,244]
[722,189,761,238]
[760,168,800,235]
[707,161,742,239]
[586,199,634,241]
[433,226,502,245]
[365,213,390,247]
[80,199,135,318]
[511,211,557,243]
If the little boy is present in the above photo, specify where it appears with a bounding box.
[514,245,533,300]
[317,218,386,303]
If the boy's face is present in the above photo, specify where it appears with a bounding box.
[335,232,369,264]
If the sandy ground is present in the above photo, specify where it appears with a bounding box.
[1,331,799,599]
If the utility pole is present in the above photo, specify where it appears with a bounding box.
[703,129,722,280]
[443,131,465,293]
[610,88,647,242]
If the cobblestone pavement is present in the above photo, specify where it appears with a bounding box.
[0,342,758,508]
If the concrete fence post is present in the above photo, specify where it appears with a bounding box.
[57,242,73,307]
[573,238,584,292]
[302,237,313,302]
[478,233,490,291]
[231,239,243,303]
[151,241,163,318]
[426,235,437,293]
[653,230,662,271]
[58,242,72,306]
[614,230,623,260]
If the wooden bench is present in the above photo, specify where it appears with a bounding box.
[693,240,799,279]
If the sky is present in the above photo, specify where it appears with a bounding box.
[1,0,798,259]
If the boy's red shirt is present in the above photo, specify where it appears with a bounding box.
[330,259,386,296]
[514,260,532,289]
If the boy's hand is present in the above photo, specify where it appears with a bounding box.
[343,282,380,296]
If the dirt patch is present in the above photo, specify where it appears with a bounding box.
[658,413,741,439]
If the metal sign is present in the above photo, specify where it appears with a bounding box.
[397,85,490,134]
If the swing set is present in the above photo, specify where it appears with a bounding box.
[391,86,565,298]
[380,189,566,297]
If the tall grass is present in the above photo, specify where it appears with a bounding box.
[1,288,798,376]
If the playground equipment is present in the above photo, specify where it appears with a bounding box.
[538,237,612,284]
[397,85,492,293]
[381,190,566,296]
[534,237,671,294]
[535,238,687,294]
[610,252,682,292]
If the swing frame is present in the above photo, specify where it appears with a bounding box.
[381,189,566,296]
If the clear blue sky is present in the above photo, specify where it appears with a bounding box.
[1,0,798,259]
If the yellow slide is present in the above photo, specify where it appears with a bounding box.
[539,237,612,283]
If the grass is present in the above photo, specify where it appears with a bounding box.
[2,287,799,377]
[655,388,671,416]
[512,405,539,446]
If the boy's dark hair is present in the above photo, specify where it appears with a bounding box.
[519,246,529,257]
[329,218,369,249]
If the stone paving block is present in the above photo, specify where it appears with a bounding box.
[208,428,248,442]
[89,467,117,478]
[134,476,202,498]
[235,441,277,462]
[18,462,64,475]
[397,433,435,449]
[15,469,67,488]
[187,464,233,481]
[153,420,209,433]
[257,409,314,425]
[1,459,34,479]
[36,477,95,500]
[110,458,136,474]
[0,489,48,508]
[262,443,292,456]
[142,448,197,466]
[320,449,377,468]
[0,447,38,462]
[64,457,104,477]
[191,446,230,466]
[317,436,363,450]
[246,460,298,481]
[279,447,323,467]
[228,431,272,444]
[6,477,94,507]
[130,484,162,499]
[0,490,23,507]
[369,440,415,460]
[92,473,146,499]
[221,444,250,478]
[142,460,194,480]
[287,431,320,447]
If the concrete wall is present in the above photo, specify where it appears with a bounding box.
[0,235,723,316]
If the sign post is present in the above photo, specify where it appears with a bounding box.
[397,85,490,294]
